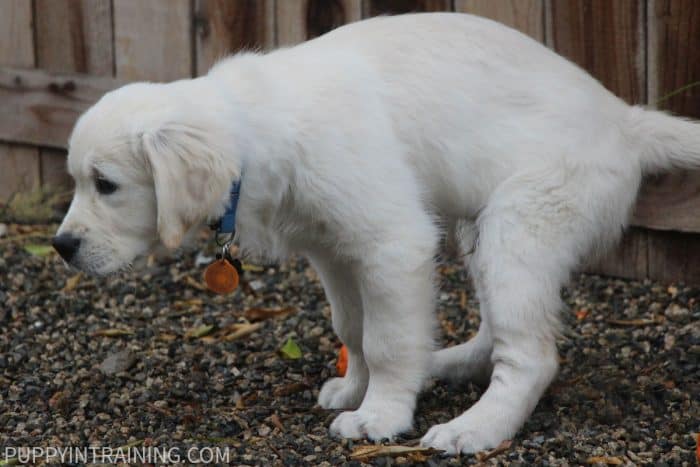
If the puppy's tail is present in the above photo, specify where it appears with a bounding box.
[628,106,700,173]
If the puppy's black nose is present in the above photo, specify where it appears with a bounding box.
[52,233,81,263]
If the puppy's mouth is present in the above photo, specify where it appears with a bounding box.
[60,248,133,277]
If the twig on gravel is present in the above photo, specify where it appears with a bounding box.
[585,455,623,465]
[475,439,513,462]
[265,438,285,459]
[606,317,664,326]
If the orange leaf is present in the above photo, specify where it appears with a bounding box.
[336,345,348,377]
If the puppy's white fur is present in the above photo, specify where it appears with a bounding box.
[57,13,700,453]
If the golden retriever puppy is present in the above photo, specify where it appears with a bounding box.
[54,13,700,454]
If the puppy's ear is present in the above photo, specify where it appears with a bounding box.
[141,123,236,250]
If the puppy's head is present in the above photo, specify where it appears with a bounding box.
[54,81,239,275]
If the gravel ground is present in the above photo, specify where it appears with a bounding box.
[1,223,698,466]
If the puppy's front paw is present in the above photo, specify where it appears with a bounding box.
[318,377,365,409]
[421,419,503,455]
[329,407,412,440]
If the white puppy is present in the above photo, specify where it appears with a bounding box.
[54,13,700,454]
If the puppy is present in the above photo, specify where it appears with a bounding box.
[54,13,700,454]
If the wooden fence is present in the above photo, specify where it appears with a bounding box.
[1,0,699,283]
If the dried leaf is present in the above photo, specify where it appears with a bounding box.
[586,456,623,465]
[244,307,297,322]
[221,322,264,341]
[92,328,134,337]
[350,445,442,460]
[575,308,589,321]
[272,382,309,397]
[48,390,70,412]
[185,324,215,339]
[460,290,467,310]
[173,299,204,309]
[62,272,83,292]
[475,439,512,461]
[23,244,54,256]
[184,275,207,291]
[279,337,302,359]
[117,439,144,450]
[158,333,177,342]
[269,413,284,431]
[242,263,264,272]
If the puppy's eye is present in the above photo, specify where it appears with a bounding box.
[95,176,118,195]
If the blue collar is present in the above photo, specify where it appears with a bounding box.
[212,179,242,234]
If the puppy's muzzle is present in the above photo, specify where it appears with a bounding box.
[52,233,81,263]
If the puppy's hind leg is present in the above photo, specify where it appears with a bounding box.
[423,174,588,454]
[310,254,369,410]
[431,320,493,386]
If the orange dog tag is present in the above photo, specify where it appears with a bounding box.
[336,345,349,377]
[204,258,239,294]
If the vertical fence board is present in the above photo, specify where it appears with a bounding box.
[455,0,544,42]
[547,0,649,280]
[35,0,114,75]
[276,0,362,46]
[195,0,275,74]
[546,0,646,104]
[364,0,452,17]
[35,0,114,192]
[114,0,192,81]
[0,145,41,201]
[586,229,648,280]
[644,0,700,282]
[648,230,700,284]
[633,172,700,233]
[0,0,40,202]
[648,0,700,116]
[0,0,35,68]
[40,148,72,191]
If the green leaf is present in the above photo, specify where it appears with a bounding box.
[279,337,302,359]
[23,244,54,256]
